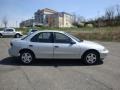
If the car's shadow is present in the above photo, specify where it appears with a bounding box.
[0,57,103,67]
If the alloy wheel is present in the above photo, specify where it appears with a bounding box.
[21,52,33,64]
[86,53,97,64]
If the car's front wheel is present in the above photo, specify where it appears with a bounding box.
[82,50,100,65]
[20,51,34,64]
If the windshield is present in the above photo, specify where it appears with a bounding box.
[21,33,32,40]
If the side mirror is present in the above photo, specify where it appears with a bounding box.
[70,40,76,44]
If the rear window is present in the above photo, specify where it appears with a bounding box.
[32,30,38,32]
[31,32,52,43]
[6,29,14,32]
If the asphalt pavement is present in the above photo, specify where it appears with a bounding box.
[0,38,120,90]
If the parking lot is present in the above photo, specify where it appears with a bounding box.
[0,38,120,90]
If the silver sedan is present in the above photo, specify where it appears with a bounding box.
[8,30,109,65]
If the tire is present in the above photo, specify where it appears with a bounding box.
[0,33,3,38]
[20,51,34,64]
[15,34,21,38]
[82,50,100,65]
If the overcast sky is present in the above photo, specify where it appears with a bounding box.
[0,0,120,27]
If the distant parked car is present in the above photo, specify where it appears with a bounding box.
[9,30,109,65]
[27,29,38,35]
[0,28,22,38]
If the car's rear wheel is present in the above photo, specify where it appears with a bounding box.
[0,34,3,38]
[15,34,21,38]
[82,51,100,65]
[20,51,34,64]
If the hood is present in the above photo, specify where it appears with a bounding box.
[16,31,22,34]
[0,31,4,33]
[81,40,105,50]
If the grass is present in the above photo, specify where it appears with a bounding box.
[69,27,120,42]
[72,30,120,42]
[0,26,120,42]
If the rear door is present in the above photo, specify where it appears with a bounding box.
[30,32,54,59]
[4,29,15,36]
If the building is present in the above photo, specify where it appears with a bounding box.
[34,8,57,26]
[60,12,73,27]
[20,19,34,27]
[34,8,73,27]
[20,8,73,28]
[48,12,73,27]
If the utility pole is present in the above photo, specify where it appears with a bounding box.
[32,17,34,28]
[0,23,2,28]
[16,21,17,28]
[97,11,100,28]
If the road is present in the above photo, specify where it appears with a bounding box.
[0,38,120,90]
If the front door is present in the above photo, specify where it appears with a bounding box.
[53,32,81,59]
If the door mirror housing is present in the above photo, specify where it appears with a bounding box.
[70,40,76,44]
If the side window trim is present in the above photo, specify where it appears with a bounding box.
[53,32,72,44]
[30,32,53,43]
[6,29,13,32]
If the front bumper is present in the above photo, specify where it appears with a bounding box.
[100,49,109,60]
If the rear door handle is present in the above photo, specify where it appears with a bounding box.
[54,46,59,48]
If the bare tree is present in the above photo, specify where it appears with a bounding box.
[71,13,85,23]
[115,4,120,25]
[105,7,115,20]
[77,16,85,23]
[105,6,115,26]
[71,12,77,23]
[2,16,8,28]
[116,4,120,17]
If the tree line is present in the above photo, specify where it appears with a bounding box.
[93,4,120,27]
[73,4,120,27]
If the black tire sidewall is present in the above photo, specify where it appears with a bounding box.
[20,51,34,64]
[0,34,3,38]
[15,34,20,38]
[83,51,99,65]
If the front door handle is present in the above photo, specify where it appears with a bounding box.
[29,45,33,47]
[54,46,59,48]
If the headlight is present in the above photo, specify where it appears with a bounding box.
[102,48,108,51]
[99,48,107,52]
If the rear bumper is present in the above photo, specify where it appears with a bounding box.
[8,48,20,57]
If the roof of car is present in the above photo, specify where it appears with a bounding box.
[36,30,65,33]
[29,29,38,30]
[4,28,15,29]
